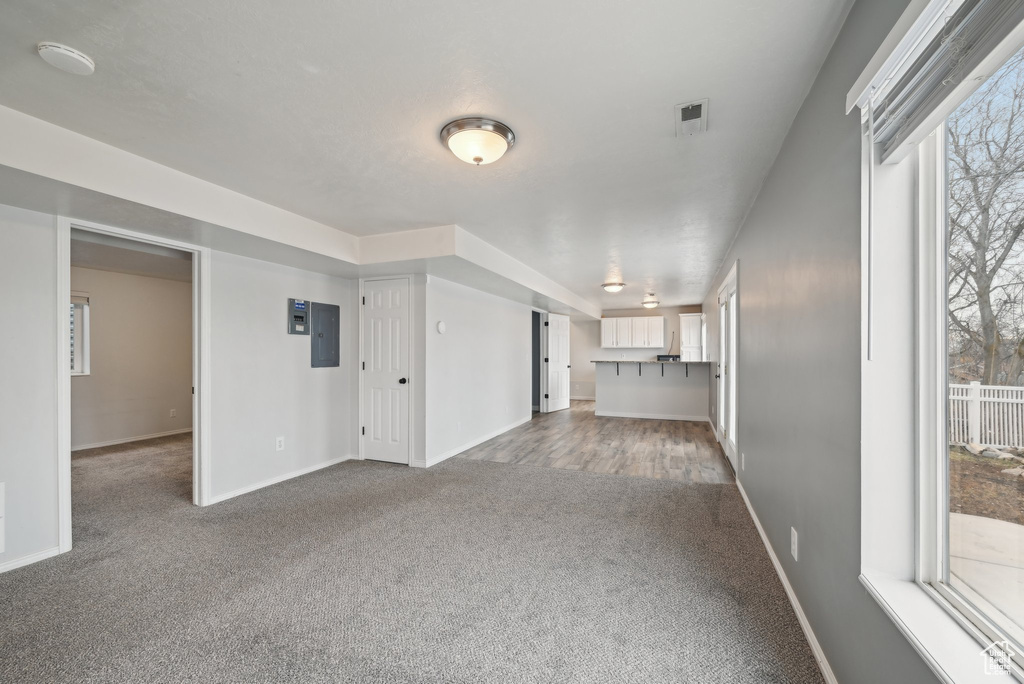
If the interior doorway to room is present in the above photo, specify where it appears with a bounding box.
[717,264,738,469]
[68,228,197,509]
[360,277,411,464]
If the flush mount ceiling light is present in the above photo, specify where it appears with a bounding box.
[440,117,515,165]
[602,282,626,293]
[642,294,660,309]
[37,42,95,76]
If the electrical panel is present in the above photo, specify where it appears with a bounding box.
[288,298,309,335]
[310,301,340,368]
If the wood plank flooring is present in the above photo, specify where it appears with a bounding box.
[458,400,733,483]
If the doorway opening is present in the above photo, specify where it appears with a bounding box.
[57,218,211,554]
[70,228,195,508]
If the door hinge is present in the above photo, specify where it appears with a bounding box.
[362,361,365,370]
[544,393,549,399]
[544,321,549,326]
[362,426,365,435]
[192,386,194,395]
[544,357,549,362]
[362,296,365,305]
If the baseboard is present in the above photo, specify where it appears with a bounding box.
[72,428,193,452]
[0,546,61,574]
[425,415,532,467]
[570,395,596,401]
[735,480,838,684]
[208,454,356,505]
[594,410,709,422]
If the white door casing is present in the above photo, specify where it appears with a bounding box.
[362,278,410,464]
[717,263,738,468]
[545,313,571,412]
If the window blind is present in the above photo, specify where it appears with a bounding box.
[871,0,1024,160]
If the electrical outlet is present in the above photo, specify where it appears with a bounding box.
[457,421,461,433]
[276,436,285,451]
[170,409,176,418]
[620,353,625,359]
[791,527,798,561]
[741,452,745,470]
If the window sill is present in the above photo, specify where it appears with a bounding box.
[861,573,1019,682]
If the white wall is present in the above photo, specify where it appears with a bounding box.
[70,267,193,449]
[569,319,599,399]
[209,251,358,499]
[424,276,532,465]
[699,0,937,681]
[0,204,60,569]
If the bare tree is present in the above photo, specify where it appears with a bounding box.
[947,49,1024,385]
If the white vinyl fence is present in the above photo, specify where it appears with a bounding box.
[949,382,1024,448]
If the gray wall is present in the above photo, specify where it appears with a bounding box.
[70,267,193,449]
[701,0,937,681]
[0,204,59,566]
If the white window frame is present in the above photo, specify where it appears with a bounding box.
[70,291,90,376]
[854,2,1024,680]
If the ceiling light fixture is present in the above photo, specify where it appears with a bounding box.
[602,282,626,293]
[440,117,515,165]
[642,294,660,309]
[37,42,95,76]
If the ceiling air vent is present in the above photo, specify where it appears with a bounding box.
[675,99,708,136]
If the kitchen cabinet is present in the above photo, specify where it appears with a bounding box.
[600,316,665,348]
[679,313,703,361]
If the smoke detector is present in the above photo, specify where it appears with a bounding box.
[37,42,95,76]
[675,98,708,136]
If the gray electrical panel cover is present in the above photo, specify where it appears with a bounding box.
[310,302,340,368]
[288,299,310,335]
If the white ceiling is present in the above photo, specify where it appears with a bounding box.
[1,0,850,309]
[71,229,192,281]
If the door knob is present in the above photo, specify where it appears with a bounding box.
[399,378,408,384]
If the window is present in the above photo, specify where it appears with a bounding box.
[935,43,1024,660]
[852,0,1024,677]
[70,292,90,376]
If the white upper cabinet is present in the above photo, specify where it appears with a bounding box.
[600,316,665,348]
[615,318,632,347]
[630,319,648,347]
[647,317,665,348]
[679,313,703,361]
[600,318,617,348]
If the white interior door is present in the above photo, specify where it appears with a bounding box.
[717,265,738,469]
[545,313,571,412]
[362,278,410,464]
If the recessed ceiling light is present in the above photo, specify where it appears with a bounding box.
[602,282,626,293]
[37,42,95,76]
[440,118,515,165]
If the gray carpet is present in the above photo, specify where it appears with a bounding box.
[1,435,824,683]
